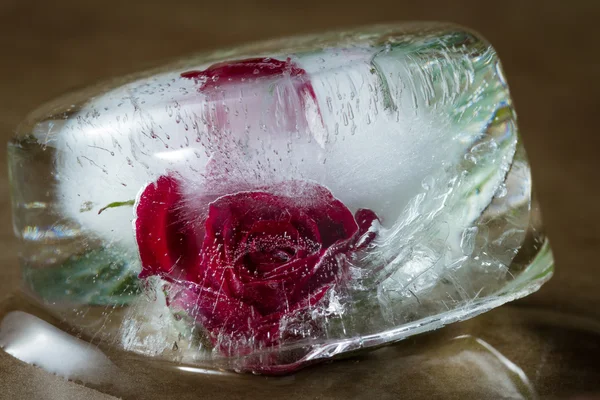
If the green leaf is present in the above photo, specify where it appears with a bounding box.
[24,248,141,306]
[97,199,135,215]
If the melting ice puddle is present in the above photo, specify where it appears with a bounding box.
[0,311,117,385]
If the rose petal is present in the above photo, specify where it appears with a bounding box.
[135,175,202,280]
[238,253,322,315]
[354,208,380,250]
[181,57,315,101]
[264,181,359,248]
[172,282,282,353]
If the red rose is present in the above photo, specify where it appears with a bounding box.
[134,176,378,371]
[132,57,377,373]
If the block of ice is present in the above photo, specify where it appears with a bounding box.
[7,23,553,374]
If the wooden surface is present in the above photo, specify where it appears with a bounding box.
[0,0,599,398]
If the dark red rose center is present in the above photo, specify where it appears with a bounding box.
[245,246,296,269]
[237,219,320,279]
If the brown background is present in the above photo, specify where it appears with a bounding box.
[0,0,599,399]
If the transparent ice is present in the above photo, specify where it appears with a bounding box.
[6,24,553,373]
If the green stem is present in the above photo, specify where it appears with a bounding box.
[98,199,135,215]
